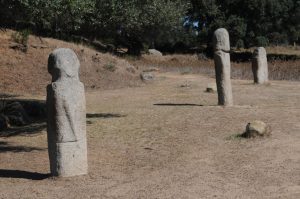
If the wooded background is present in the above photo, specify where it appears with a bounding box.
[1,0,299,55]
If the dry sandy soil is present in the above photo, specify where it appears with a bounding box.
[0,72,299,199]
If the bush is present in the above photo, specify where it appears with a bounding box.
[236,39,244,49]
[103,62,116,72]
[255,36,269,47]
[11,29,31,46]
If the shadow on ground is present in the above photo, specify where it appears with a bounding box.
[86,113,127,119]
[154,103,203,107]
[0,123,47,137]
[1,113,125,137]
[0,169,50,180]
[0,141,45,153]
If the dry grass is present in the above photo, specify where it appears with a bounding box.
[1,29,299,97]
[130,54,300,81]
[238,45,300,56]
[0,30,141,95]
[1,31,300,198]
[1,73,300,198]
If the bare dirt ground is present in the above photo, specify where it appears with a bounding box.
[0,72,299,199]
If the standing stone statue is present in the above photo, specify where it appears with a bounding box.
[213,28,233,106]
[252,47,268,84]
[47,48,88,177]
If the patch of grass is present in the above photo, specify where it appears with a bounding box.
[103,62,116,72]
[11,29,30,46]
[123,54,140,61]
[226,133,243,140]
[180,68,192,75]
[10,29,31,53]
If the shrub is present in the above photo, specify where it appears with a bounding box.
[103,62,116,72]
[11,29,31,46]
[236,39,245,49]
[10,29,31,52]
[255,36,269,47]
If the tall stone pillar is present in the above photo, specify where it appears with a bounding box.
[213,28,233,106]
[47,48,88,177]
[252,47,268,84]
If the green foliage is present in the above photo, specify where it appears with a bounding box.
[255,36,269,47]
[95,0,188,55]
[11,29,31,45]
[189,0,300,47]
[0,0,299,53]
[226,133,243,140]
[103,62,116,72]
[236,39,245,49]
[269,32,289,45]
[226,15,247,47]
[13,0,187,55]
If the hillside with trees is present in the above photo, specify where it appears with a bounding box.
[0,0,299,55]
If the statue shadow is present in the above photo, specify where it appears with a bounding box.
[86,113,127,119]
[0,123,47,137]
[154,103,204,107]
[0,142,47,179]
[0,169,50,180]
[0,141,45,153]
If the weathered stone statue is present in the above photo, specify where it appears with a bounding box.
[213,28,233,106]
[252,47,268,84]
[47,48,88,177]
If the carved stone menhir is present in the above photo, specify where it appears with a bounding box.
[213,28,233,106]
[47,48,88,177]
[252,47,268,84]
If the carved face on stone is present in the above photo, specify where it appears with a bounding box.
[48,48,80,82]
[213,28,230,52]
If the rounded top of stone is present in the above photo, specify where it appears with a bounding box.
[213,28,230,52]
[48,48,80,82]
[253,47,267,57]
[244,120,271,138]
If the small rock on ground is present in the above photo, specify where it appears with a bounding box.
[140,72,155,81]
[242,120,271,138]
[148,49,163,56]
[206,83,217,93]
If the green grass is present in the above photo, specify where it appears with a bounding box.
[103,62,117,72]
